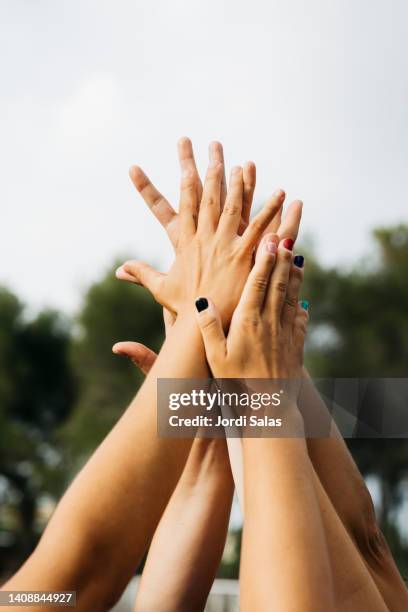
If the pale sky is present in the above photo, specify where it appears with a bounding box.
[1,0,407,313]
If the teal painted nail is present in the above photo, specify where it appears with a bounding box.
[300,300,310,311]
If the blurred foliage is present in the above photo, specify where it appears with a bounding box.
[0,288,75,569]
[61,262,163,462]
[301,225,408,576]
[303,224,408,377]
[1,227,408,580]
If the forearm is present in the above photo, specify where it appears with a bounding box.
[301,372,408,608]
[240,409,334,612]
[301,368,379,545]
[6,313,209,610]
[135,438,234,612]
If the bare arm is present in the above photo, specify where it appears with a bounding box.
[4,315,205,611]
[241,434,333,612]
[301,370,408,609]
[114,340,234,612]
[195,237,335,612]
[5,140,283,611]
[135,438,233,612]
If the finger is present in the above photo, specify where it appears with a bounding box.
[264,238,294,324]
[129,166,178,247]
[116,261,165,303]
[236,237,277,315]
[255,232,279,262]
[197,142,224,233]
[217,166,244,236]
[264,203,282,235]
[293,301,309,351]
[240,161,256,230]
[277,199,303,241]
[204,141,227,210]
[240,189,285,252]
[177,137,200,239]
[281,255,305,330]
[114,266,139,283]
[112,341,157,375]
[211,141,227,208]
[195,297,227,366]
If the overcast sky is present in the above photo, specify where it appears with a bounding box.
[1,0,407,313]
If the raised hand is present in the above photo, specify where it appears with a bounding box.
[116,139,302,321]
[195,234,308,381]
[117,140,285,325]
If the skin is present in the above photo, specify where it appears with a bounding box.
[114,331,234,612]
[127,276,402,612]
[124,139,408,611]
[133,438,233,612]
[300,378,408,611]
[4,140,283,611]
[194,237,335,612]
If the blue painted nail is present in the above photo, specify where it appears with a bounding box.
[294,255,304,268]
[195,297,208,312]
[300,299,309,311]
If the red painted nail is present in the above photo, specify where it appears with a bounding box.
[283,238,294,251]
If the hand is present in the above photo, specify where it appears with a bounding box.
[112,340,157,375]
[117,140,286,325]
[118,138,303,255]
[112,307,174,373]
[118,138,255,256]
[195,235,309,381]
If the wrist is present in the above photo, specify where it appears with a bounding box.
[157,308,209,379]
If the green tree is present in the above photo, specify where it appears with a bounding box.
[0,288,75,573]
[62,262,164,461]
[302,225,408,573]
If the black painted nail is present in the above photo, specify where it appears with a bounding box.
[195,297,208,312]
[294,255,304,268]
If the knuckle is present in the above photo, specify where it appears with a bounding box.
[181,171,197,189]
[285,295,297,308]
[151,194,165,210]
[139,177,151,193]
[240,312,261,329]
[200,315,217,331]
[280,249,292,263]
[222,203,240,216]
[253,275,268,292]
[274,280,287,294]
[296,322,308,336]
[292,266,303,280]
[206,164,222,180]
[250,217,264,233]
[294,315,308,333]
[202,195,218,208]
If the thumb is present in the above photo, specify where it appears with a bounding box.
[112,341,157,375]
[116,261,165,303]
[195,297,226,367]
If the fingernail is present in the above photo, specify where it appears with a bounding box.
[115,265,125,277]
[283,238,294,251]
[266,240,277,254]
[273,189,285,199]
[195,297,209,312]
[300,299,309,311]
[294,255,304,268]
[231,166,241,176]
